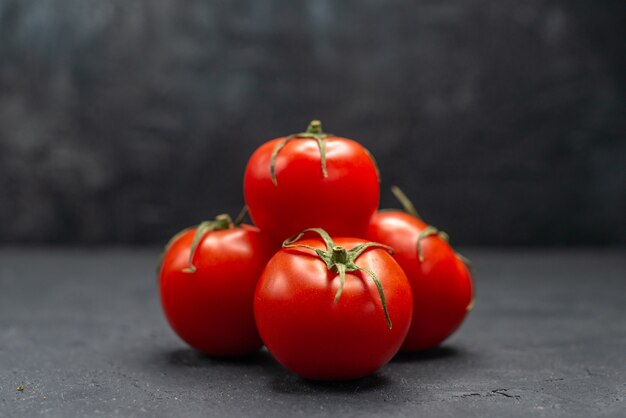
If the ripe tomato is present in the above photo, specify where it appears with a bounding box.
[244,120,380,244]
[366,187,474,352]
[254,228,413,380]
[159,212,275,356]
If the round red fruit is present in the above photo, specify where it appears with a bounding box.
[159,213,275,356]
[367,187,474,351]
[254,228,413,380]
[244,120,380,244]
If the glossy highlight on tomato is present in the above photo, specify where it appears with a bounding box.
[159,216,275,356]
[244,120,380,245]
[254,229,413,380]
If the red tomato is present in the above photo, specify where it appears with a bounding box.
[254,228,413,380]
[244,120,380,244]
[366,188,474,352]
[159,213,275,356]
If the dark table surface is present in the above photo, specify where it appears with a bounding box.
[1,248,624,417]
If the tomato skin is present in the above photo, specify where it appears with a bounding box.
[254,237,413,380]
[244,137,379,244]
[367,211,473,351]
[159,225,275,356]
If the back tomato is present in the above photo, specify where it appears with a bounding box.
[244,121,379,244]
[254,229,413,380]
[367,209,474,352]
[159,218,275,356]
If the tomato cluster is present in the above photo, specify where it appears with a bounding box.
[158,120,474,380]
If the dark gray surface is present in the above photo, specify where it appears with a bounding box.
[1,0,626,246]
[0,248,625,417]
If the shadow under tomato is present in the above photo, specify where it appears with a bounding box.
[391,345,462,363]
[164,347,278,368]
[160,347,395,395]
[270,372,392,395]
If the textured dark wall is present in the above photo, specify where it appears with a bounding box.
[0,0,625,245]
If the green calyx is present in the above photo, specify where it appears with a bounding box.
[416,225,472,268]
[416,226,449,263]
[182,214,232,273]
[270,120,333,186]
[390,186,471,267]
[157,206,248,276]
[282,228,395,329]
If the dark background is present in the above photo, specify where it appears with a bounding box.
[0,0,624,246]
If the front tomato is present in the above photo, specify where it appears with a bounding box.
[254,229,413,380]
[244,120,379,244]
[159,213,275,356]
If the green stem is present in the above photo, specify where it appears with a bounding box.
[416,226,442,263]
[233,205,249,226]
[160,212,236,275]
[157,210,244,277]
[391,185,422,220]
[331,246,349,264]
[282,228,395,329]
[182,221,215,273]
[306,120,323,134]
[314,136,328,179]
[334,263,347,304]
[270,120,332,186]
[388,187,472,267]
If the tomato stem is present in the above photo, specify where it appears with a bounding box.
[182,214,235,273]
[391,185,422,220]
[159,206,248,275]
[233,205,249,226]
[214,214,233,229]
[270,120,333,186]
[331,246,349,264]
[389,186,472,267]
[416,226,443,263]
[282,228,395,329]
[306,120,323,134]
